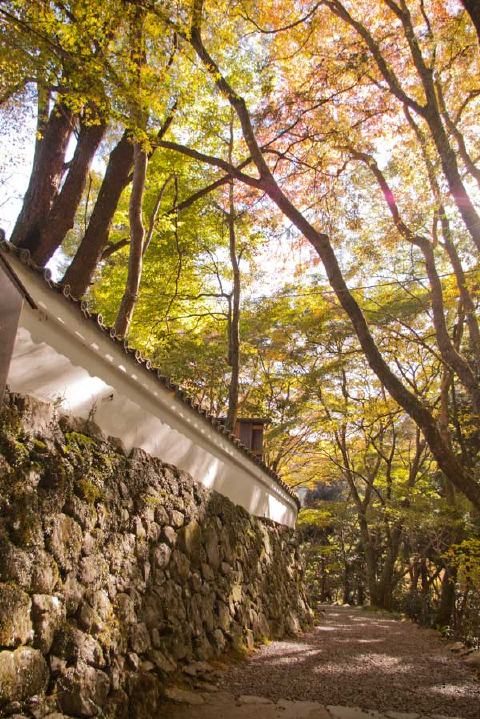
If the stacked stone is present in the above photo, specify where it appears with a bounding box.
[0,393,312,718]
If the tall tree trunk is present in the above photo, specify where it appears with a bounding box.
[408,560,420,610]
[114,4,147,338]
[426,110,480,253]
[33,118,107,266]
[357,580,365,606]
[436,564,458,628]
[352,148,480,414]
[226,114,241,431]
[420,557,431,624]
[114,143,148,337]
[226,207,241,430]
[225,108,241,432]
[358,519,379,605]
[337,423,380,605]
[418,239,480,414]
[393,0,480,252]
[435,433,461,630]
[11,98,74,253]
[404,106,480,363]
[377,526,402,610]
[62,131,134,297]
[342,563,351,605]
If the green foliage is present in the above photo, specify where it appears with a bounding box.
[297,507,335,529]
[447,539,480,589]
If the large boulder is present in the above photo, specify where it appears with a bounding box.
[0,583,33,647]
[47,514,83,571]
[56,663,110,717]
[32,594,65,653]
[0,646,48,704]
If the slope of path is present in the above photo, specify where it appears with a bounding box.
[160,607,479,719]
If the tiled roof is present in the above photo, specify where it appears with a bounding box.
[0,240,299,508]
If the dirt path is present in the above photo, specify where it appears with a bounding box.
[160,607,480,719]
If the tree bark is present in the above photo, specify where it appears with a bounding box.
[351,148,480,413]
[436,564,457,628]
[226,115,241,431]
[61,105,176,298]
[225,193,241,431]
[335,422,380,605]
[33,118,107,266]
[418,239,480,414]
[404,107,480,362]
[62,131,134,297]
[426,109,480,253]
[359,518,380,605]
[377,526,402,609]
[114,143,148,337]
[10,99,74,253]
[389,0,480,252]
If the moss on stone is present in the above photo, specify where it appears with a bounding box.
[78,478,104,505]
[0,434,29,466]
[66,431,96,445]
[32,438,48,451]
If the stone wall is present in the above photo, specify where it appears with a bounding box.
[0,393,312,718]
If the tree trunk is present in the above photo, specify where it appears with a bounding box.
[377,526,402,610]
[441,234,480,364]
[408,560,421,612]
[225,111,241,431]
[342,565,351,605]
[62,131,133,297]
[436,471,461,629]
[418,238,480,415]
[33,118,107,266]
[113,4,147,338]
[359,522,380,605]
[436,564,457,629]
[426,109,480,253]
[10,99,74,253]
[354,148,480,413]
[420,557,430,624]
[114,143,148,337]
[404,106,480,363]
[394,1,480,252]
[262,181,480,510]
[225,179,241,430]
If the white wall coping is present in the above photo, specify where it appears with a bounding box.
[1,245,299,527]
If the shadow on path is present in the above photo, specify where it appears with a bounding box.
[217,607,479,718]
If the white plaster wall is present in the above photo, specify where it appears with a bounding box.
[4,257,297,527]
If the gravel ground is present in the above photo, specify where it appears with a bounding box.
[221,606,480,718]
